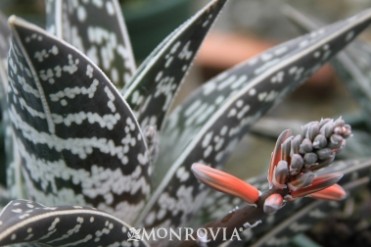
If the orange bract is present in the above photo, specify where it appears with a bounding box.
[191,163,260,204]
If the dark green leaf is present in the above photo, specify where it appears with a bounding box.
[0,199,149,246]
[284,5,371,129]
[123,0,227,142]
[0,10,22,196]
[7,16,150,224]
[46,0,136,89]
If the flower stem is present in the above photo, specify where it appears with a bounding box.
[176,191,275,247]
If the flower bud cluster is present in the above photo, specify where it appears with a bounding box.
[269,117,351,190]
[265,117,351,213]
[285,117,351,176]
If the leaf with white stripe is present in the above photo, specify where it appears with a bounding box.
[123,0,227,137]
[7,16,150,224]
[284,6,371,129]
[0,199,149,247]
[137,8,371,229]
[46,0,136,89]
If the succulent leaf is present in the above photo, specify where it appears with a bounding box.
[284,5,371,129]
[0,199,149,246]
[123,0,227,138]
[45,0,136,89]
[140,8,371,229]
[7,16,150,224]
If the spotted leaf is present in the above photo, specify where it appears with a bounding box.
[7,16,150,224]
[123,0,227,137]
[0,199,149,246]
[138,8,371,229]
[284,5,371,129]
[46,0,136,89]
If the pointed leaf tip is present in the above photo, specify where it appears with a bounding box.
[192,163,260,204]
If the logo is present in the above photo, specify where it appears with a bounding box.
[126,227,243,242]
[127,227,141,241]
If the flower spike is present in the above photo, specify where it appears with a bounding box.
[191,163,260,204]
[192,117,351,218]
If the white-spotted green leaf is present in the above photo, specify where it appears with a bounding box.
[7,16,150,224]
[0,199,149,246]
[45,0,136,89]
[284,5,371,129]
[138,9,371,229]
[123,0,227,138]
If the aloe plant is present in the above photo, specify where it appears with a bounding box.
[0,0,370,246]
